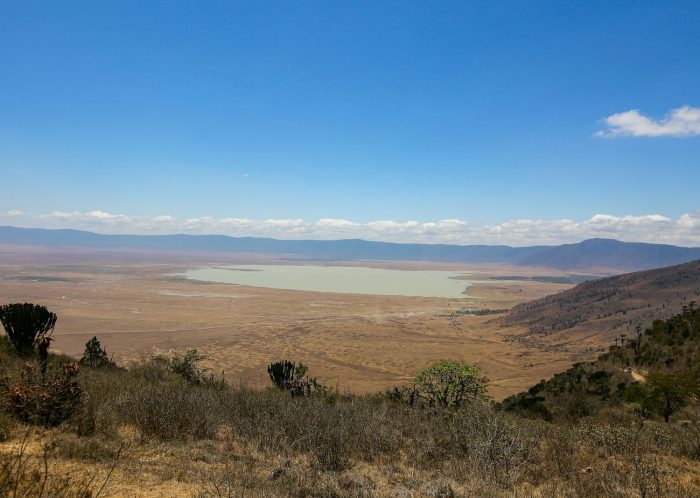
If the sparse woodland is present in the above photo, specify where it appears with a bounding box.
[1,301,699,497]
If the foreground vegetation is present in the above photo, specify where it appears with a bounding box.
[0,303,699,496]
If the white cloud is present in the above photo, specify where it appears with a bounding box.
[316,218,358,228]
[2,209,700,246]
[596,106,700,138]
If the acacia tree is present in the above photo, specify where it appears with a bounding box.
[414,360,489,408]
[0,303,57,356]
[645,372,698,423]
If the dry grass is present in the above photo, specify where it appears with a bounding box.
[1,349,697,497]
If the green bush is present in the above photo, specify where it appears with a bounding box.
[414,360,489,408]
[164,349,224,387]
[168,349,208,384]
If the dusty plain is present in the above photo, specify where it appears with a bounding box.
[0,244,593,400]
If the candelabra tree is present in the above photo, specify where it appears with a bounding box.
[0,303,57,356]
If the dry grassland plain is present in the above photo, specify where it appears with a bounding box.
[0,245,590,400]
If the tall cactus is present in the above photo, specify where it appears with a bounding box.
[0,303,57,356]
[268,360,296,389]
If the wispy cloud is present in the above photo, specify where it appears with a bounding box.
[2,210,700,246]
[595,106,700,138]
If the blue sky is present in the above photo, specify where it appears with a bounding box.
[1,1,699,244]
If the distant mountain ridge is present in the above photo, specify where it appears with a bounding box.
[516,238,700,270]
[1,226,699,272]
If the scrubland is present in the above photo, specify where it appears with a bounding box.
[1,326,699,497]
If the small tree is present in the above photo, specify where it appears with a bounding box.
[633,324,643,356]
[414,360,489,408]
[80,336,112,368]
[0,303,57,356]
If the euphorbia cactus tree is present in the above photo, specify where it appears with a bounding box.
[0,303,57,356]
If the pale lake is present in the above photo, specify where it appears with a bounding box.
[178,265,471,298]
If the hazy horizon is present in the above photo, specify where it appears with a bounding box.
[1,211,700,247]
[4,224,700,252]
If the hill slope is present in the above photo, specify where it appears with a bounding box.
[503,260,700,344]
[2,226,700,271]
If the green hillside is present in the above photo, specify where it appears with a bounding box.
[500,302,700,423]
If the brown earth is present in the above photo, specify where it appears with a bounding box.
[0,245,583,400]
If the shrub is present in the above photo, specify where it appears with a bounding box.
[3,361,81,426]
[426,404,544,486]
[0,303,57,356]
[112,381,223,440]
[166,349,223,387]
[168,349,208,384]
[88,359,225,440]
[414,360,489,408]
[220,388,398,471]
[70,357,223,440]
[73,366,126,437]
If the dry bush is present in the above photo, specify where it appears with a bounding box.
[535,425,580,482]
[37,355,698,496]
[3,362,80,427]
[72,368,124,437]
[192,454,379,498]
[75,358,223,441]
[220,388,398,471]
[667,407,700,459]
[395,403,545,488]
[114,383,222,441]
